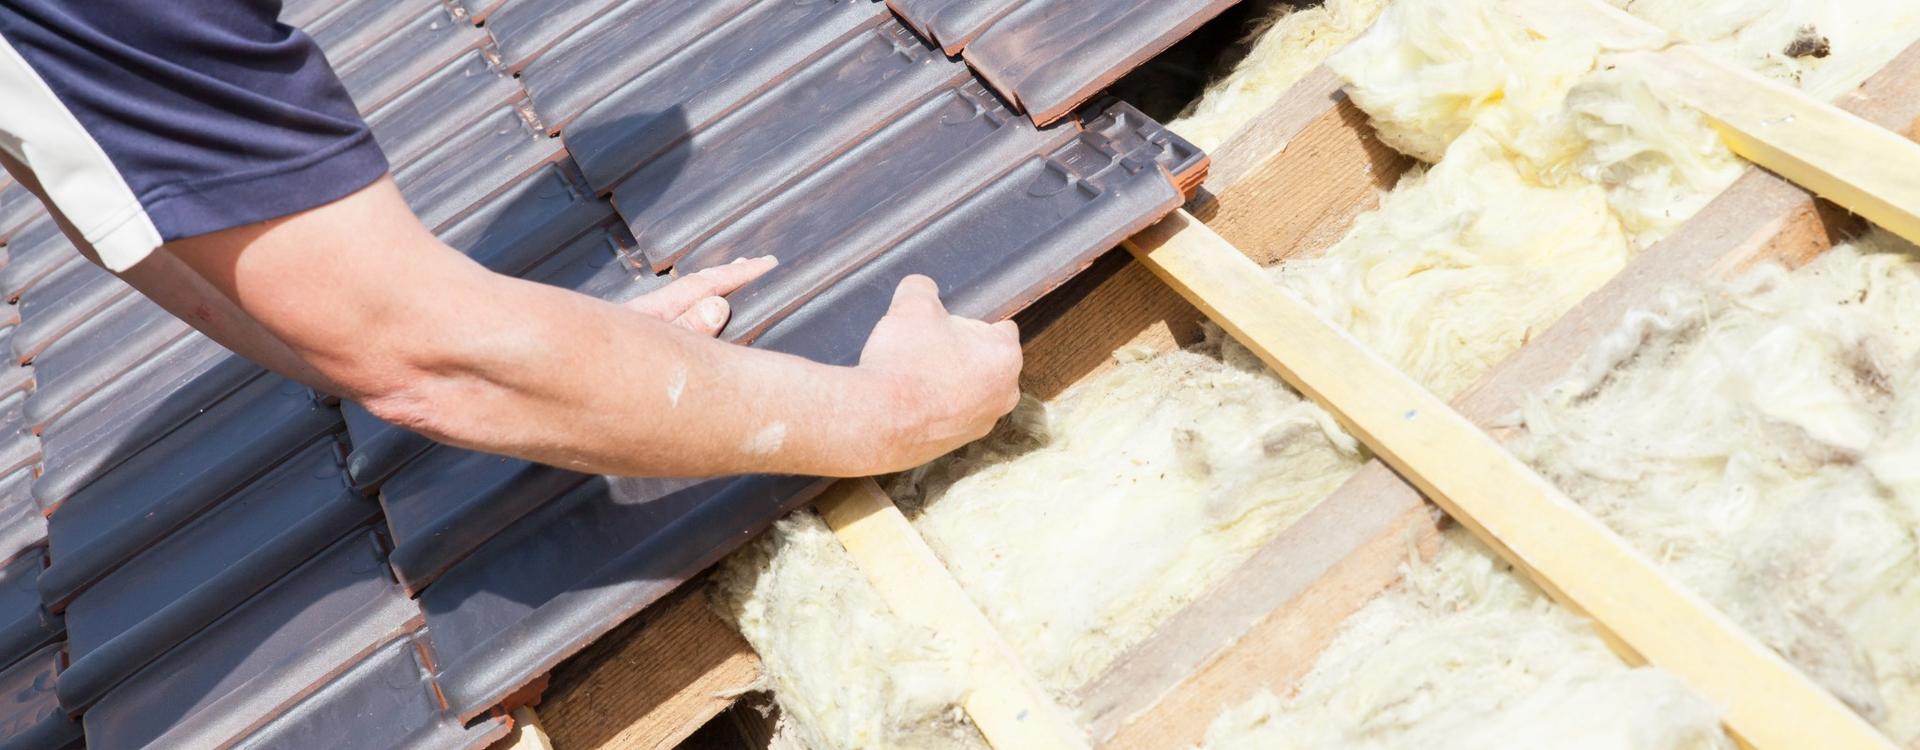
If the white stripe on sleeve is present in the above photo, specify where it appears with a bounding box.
[0,32,163,271]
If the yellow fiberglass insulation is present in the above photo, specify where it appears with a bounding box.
[712,0,1920,746]
[1512,236,1920,740]
[1170,0,1391,151]
[894,337,1362,691]
[716,335,1368,748]
[710,513,984,749]
[1202,236,1920,749]
[1198,531,1733,750]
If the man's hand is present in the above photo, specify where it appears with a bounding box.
[625,256,779,337]
[852,275,1022,474]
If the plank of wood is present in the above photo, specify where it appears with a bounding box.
[1089,39,1920,749]
[816,478,1089,750]
[540,586,763,750]
[1085,467,1441,747]
[1125,209,1894,749]
[489,707,557,750]
[677,697,782,750]
[1019,66,1410,401]
[1626,46,1920,245]
[1509,0,1920,244]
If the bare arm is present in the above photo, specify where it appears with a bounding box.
[0,151,337,388]
[138,177,1021,478]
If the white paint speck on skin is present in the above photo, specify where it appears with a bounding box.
[665,364,688,408]
[745,423,787,456]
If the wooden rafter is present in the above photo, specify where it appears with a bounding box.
[539,585,763,750]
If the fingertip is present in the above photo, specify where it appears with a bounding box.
[699,296,730,329]
[888,274,944,315]
[901,274,938,295]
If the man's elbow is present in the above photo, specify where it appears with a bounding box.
[340,352,470,443]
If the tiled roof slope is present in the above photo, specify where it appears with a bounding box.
[0,0,1206,748]
[890,0,1240,124]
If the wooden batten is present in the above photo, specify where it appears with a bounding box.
[816,478,1089,750]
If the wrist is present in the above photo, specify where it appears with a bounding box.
[814,365,915,477]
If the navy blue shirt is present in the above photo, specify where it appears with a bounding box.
[0,0,386,267]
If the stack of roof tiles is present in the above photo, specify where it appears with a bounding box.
[0,0,1211,747]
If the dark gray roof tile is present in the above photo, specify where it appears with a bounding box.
[607,19,965,268]
[33,343,259,513]
[12,257,130,365]
[230,633,509,750]
[39,374,339,609]
[972,0,1238,125]
[0,644,81,750]
[0,221,73,303]
[0,182,40,246]
[482,0,623,74]
[364,48,523,169]
[887,0,1022,53]
[673,80,1072,340]
[423,474,823,720]
[25,296,189,434]
[59,441,371,713]
[0,471,47,569]
[80,531,419,750]
[521,0,871,138]
[437,158,614,277]
[0,552,58,673]
[333,2,489,113]
[305,0,436,66]
[381,449,588,594]
[754,105,1186,366]
[393,107,568,233]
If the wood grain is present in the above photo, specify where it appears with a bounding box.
[540,586,762,750]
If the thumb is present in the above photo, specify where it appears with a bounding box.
[670,296,731,338]
[887,275,947,319]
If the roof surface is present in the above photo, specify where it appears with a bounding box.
[0,0,1208,747]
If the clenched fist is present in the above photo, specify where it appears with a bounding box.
[852,275,1022,473]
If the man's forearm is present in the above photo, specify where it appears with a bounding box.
[159,177,1019,480]
[377,271,896,478]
